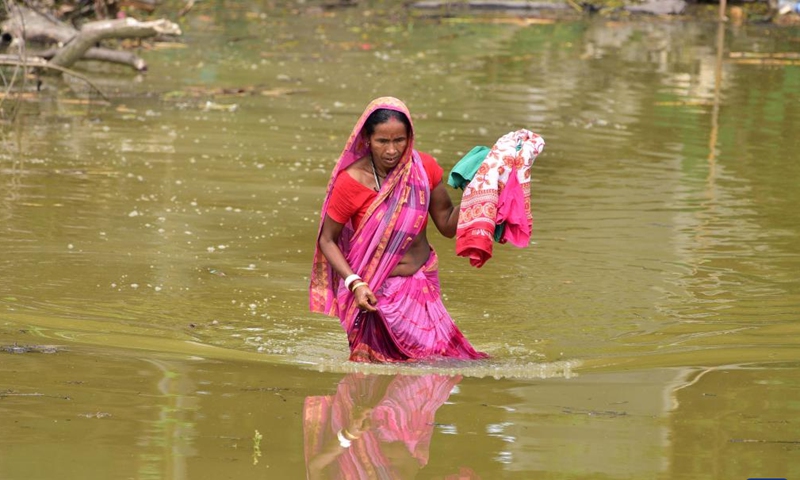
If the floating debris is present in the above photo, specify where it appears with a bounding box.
[1,343,61,354]
[79,412,112,419]
[203,101,238,112]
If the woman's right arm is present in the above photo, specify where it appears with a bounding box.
[318,215,377,311]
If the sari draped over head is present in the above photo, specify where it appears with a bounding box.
[310,97,487,363]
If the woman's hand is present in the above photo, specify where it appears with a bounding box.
[352,283,378,312]
[345,406,373,439]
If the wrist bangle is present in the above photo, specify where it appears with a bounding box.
[336,429,352,448]
[342,428,360,441]
[350,281,368,292]
[344,274,361,291]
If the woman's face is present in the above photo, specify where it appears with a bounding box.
[367,117,409,173]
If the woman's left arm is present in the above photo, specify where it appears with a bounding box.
[428,182,459,239]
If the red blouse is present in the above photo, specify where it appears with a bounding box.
[327,152,443,229]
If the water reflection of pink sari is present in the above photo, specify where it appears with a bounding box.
[310,97,487,363]
[303,373,478,479]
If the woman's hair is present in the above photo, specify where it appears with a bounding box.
[363,108,411,137]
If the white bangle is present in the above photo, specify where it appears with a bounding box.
[336,429,352,448]
[344,274,361,290]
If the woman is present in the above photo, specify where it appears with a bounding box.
[310,96,487,363]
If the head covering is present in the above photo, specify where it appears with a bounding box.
[324,97,415,193]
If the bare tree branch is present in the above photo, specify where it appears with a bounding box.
[49,17,180,69]
[37,46,148,70]
[2,4,181,71]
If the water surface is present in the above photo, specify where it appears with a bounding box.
[1,3,799,478]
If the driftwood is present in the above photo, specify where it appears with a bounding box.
[49,18,180,69]
[1,3,181,72]
[34,45,147,70]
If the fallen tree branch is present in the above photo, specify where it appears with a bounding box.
[2,3,76,44]
[49,18,181,69]
[37,46,148,71]
[1,4,180,71]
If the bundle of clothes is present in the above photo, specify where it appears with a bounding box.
[449,129,545,268]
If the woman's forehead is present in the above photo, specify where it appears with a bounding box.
[369,117,409,137]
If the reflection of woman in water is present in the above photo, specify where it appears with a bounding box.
[303,373,470,479]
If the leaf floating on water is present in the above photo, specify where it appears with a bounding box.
[204,101,238,112]
[207,268,226,276]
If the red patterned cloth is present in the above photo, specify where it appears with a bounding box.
[456,130,545,267]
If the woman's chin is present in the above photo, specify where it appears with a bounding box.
[381,159,399,169]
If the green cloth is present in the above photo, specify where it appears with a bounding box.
[447,146,490,190]
[447,145,505,242]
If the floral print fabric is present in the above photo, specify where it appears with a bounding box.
[456,129,545,268]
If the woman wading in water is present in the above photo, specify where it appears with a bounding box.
[310,96,487,363]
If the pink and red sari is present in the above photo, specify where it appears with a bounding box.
[310,97,487,363]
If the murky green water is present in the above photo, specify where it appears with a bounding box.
[2,2,799,478]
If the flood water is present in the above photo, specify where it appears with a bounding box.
[1,2,799,479]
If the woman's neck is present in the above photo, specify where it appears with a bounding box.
[370,156,389,178]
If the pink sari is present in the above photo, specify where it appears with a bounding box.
[310,97,487,363]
